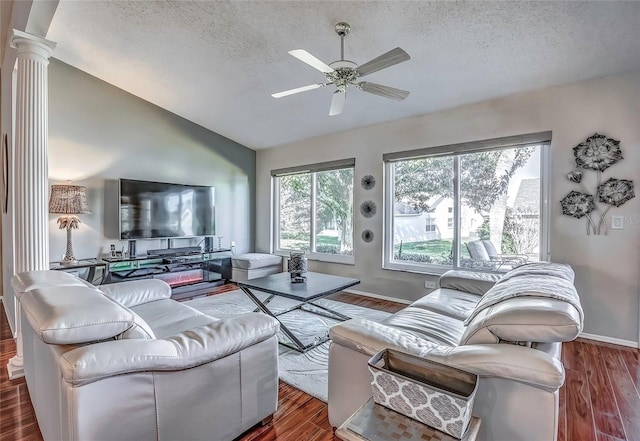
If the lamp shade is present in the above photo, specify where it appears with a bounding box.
[48,184,92,215]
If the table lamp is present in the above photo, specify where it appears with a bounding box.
[48,181,91,264]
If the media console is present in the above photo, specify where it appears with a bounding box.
[103,248,232,300]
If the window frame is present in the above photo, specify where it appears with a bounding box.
[383,132,551,275]
[271,159,355,265]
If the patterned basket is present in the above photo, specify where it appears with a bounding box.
[368,349,478,439]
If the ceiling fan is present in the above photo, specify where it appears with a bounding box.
[272,22,411,116]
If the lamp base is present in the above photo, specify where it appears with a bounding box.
[59,220,78,265]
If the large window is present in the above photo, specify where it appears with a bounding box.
[384,133,550,273]
[273,159,354,263]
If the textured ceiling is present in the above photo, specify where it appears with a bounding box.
[47,1,640,150]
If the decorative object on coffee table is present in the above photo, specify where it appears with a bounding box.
[360,200,377,218]
[561,133,635,235]
[361,230,374,243]
[49,181,92,265]
[368,348,478,439]
[361,175,376,190]
[288,251,308,282]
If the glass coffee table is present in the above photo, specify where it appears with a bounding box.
[238,272,360,352]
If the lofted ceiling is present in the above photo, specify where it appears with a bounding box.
[47,1,640,150]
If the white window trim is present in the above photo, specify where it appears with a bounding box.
[383,134,551,275]
[271,165,355,265]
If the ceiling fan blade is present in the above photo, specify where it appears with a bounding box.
[289,49,335,74]
[329,90,346,116]
[356,47,411,77]
[272,83,326,98]
[359,81,410,101]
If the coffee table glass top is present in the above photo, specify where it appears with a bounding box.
[237,271,360,301]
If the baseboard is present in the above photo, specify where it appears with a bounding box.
[580,332,639,349]
[342,288,412,305]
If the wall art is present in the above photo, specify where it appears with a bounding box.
[361,175,376,190]
[361,229,374,243]
[561,133,634,235]
[360,200,377,218]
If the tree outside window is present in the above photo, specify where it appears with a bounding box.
[388,143,546,272]
[275,167,354,260]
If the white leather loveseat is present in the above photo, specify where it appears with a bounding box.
[14,270,280,441]
[328,262,583,441]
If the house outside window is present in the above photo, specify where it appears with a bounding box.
[384,132,551,274]
[272,159,355,264]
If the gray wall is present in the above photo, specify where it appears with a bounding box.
[256,71,640,345]
[48,60,255,260]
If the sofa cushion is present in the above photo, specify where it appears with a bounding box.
[232,253,282,270]
[100,279,172,307]
[118,310,156,340]
[131,299,218,338]
[410,288,480,321]
[460,297,583,344]
[438,270,500,296]
[461,262,583,344]
[11,270,95,296]
[465,273,583,326]
[20,286,133,345]
[497,261,575,284]
[381,307,465,346]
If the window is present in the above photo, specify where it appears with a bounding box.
[273,159,354,263]
[384,132,550,274]
[425,217,437,232]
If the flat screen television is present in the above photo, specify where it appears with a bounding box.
[119,179,215,240]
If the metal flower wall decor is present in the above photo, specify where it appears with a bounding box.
[561,133,635,235]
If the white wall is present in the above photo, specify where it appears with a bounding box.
[256,71,640,344]
[48,60,256,261]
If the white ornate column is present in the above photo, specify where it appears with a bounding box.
[7,30,56,380]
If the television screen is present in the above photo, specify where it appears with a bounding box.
[119,179,215,239]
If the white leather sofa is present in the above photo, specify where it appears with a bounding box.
[14,270,280,441]
[328,262,583,441]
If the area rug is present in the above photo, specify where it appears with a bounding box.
[185,290,391,402]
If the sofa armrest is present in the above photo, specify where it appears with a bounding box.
[330,319,564,392]
[438,270,501,296]
[100,279,172,307]
[60,313,279,386]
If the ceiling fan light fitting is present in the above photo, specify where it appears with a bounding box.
[334,22,351,37]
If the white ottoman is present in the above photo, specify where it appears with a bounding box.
[231,253,283,282]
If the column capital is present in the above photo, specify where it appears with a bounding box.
[10,29,56,60]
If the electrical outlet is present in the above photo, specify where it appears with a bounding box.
[611,215,624,230]
[424,280,437,289]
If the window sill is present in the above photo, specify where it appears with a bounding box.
[274,250,355,266]
[383,261,449,276]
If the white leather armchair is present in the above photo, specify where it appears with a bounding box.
[15,270,280,441]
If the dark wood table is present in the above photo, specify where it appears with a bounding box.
[238,272,360,352]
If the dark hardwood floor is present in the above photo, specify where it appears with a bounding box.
[1,284,638,441]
